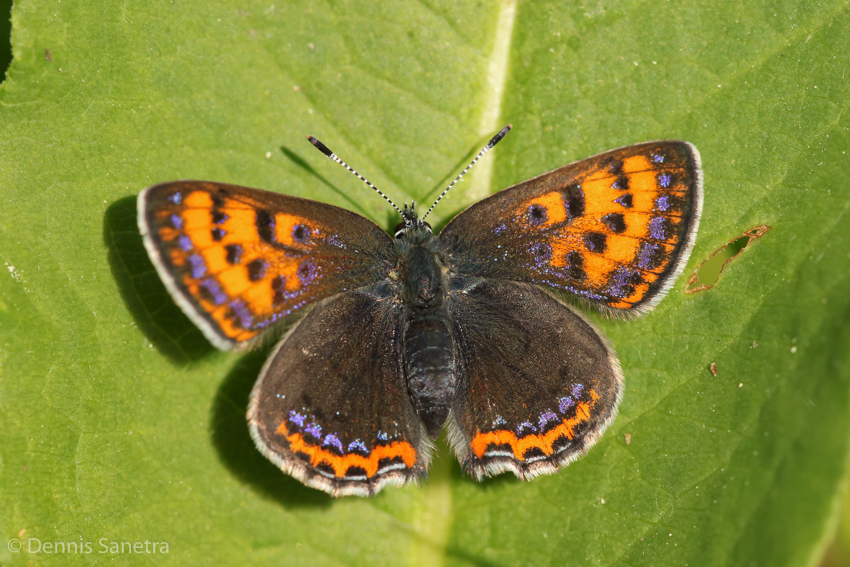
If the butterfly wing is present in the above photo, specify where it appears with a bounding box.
[248,285,429,497]
[446,279,622,479]
[138,181,395,350]
[439,141,702,314]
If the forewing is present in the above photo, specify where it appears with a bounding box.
[138,181,394,349]
[439,141,702,314]
[248,285,428,497]
[447,279,622,480]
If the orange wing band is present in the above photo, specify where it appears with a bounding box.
[470,389,600,460]
[276,422,417,478]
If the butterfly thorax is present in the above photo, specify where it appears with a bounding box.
[394,225,457,438]
[396,227,443,306]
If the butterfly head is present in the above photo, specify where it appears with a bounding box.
[394,202,432,239]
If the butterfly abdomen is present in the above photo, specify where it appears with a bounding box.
[403,313,457,439]
[397,233,457,438]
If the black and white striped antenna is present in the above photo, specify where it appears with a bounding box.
[306,124,511,226]
[421,124,512,222]
[306,135,405,220]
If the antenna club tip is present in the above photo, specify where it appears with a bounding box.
[306,135,334,158]
[487,125,512,148]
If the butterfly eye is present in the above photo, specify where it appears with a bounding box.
[393,221,433,238]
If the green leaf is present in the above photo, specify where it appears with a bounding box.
[1,1,849,566]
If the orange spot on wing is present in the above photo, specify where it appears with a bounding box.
[620,212,652,239]
[157,227,179,242]
[243,279,274,312]
[221,208,258,241]
[580,178,620,213]
[628,170,659,194]
[622,155,651,173]
[275,423,417,478]
[579,253,613,288]
[182,209,212,235]
[184,191,213,209]
[603,234,641,266]
[629,191,656,213]
[218,264,252,297]
[200,245,229,277]
[470,389,601,460]
[169,249,186,267]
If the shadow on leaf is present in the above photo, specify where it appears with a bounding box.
[103,195,215,364]
[417,135,497,234]
[210,348,332,508]
[279,144,373,219]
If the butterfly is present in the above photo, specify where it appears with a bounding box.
[138,126,703,497]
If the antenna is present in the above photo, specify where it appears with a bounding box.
[421,124,512,221]
[306,135,405,220]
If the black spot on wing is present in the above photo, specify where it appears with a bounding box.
[584,232,607,253]
[564,184,585,219]
[292,224,310,243]
[272,276,287,304]
[602,213,626,233]
[225,244,242,265]
[313,463,335,478]
[614,193,633,208]
[521,446,547,461]
[566,251,585,281]
[256,209,276,244]
[247,259,268,281]
[611,175,629,191]
[344,466,369,479]
[528,204,548,224]
[551,435,574,453]
[377,456,406,473]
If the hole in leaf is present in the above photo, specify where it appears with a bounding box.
[686,225,770,293]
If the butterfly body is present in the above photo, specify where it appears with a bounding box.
[388,219,456,438]
[138,139,703,497]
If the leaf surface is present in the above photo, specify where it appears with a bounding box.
[1,1,849,566]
